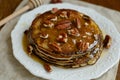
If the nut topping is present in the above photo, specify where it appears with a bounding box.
[48,42,62,52]
[51,16,57,21]
[43,20,54,28]
[50,0,62,3]
[57,33,68,43]
[77,41,89,52]
[43,63,52,72]
[60,11,68,18]
[103,35,112,49]
[40,33,49,39]
[56,20,71,29]
[27,45,33,55]
[51,8,59,13]
[67,28,80,37]
[76,18,81,28]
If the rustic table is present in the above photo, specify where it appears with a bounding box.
[0,0,120,80]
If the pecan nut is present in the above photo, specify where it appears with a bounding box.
[56,20,71,29]
[27,45,33,55]
[57,33,68,43]
[43,20,54,28]
[67,28,80,37]
[51,8,59,13]
[43,63,52,72]
[50,0,62,3]
[77,41,89,52]
[39,33,49,39]
[103,35,112,49]
[48,42,62,52]
[76,18,81,28]
[60,11,68,18]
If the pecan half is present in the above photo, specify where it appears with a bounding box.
[56,20,71,29]
[27,45,33,55]
[43,63,52,72]
[50,0,62,3]
[51,8,59,13]
[67,28,80,37]
[60,11,68,18]
[57,33,68,43]
[76,18,81,28]
[43,20,54,28]
[103,35,112,49]
[39,33,49,39]
[77,41,89,52]
[48,42,62,52]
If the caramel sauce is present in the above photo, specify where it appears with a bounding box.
[22,34,44,64]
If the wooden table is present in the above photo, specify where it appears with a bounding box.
[0,0,120,80]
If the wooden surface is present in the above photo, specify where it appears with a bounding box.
[0,0,120,80]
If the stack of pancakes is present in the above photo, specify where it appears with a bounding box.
[27,8,103,68]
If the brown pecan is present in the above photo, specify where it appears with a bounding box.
[50,0,62,3]
[77,41,89,52]
[43,63,52,72]
[56,20,71,29]
[51,8,59,13]
[57,33,68,43]
[67,28,80,37]
[60,11,68,18]
[39,33,49,39]
[103,35,112,49]
[48,42,62,52]
[76,18,81,28]
[47,15,57,21]
[43,20,54,28]
[27,45,33,55]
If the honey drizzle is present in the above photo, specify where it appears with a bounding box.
[22,34,44,64]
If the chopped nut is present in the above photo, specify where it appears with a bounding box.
[43,20,54,28]
[83,36,87,38]
[48,42,62,52]
[27,45,33,55]
[76,18,81,28]
[51,8,59,13]
[57,33,68,43]
[77,41,89,52]
[85,32,92,36]
[60,11,68,18]
[72,39,76,44]
[67,28,80,37]
[51,16,57,21]
[84,22,89,26]
[40,33,49,39]
[43,63,52,72]
[50,0,62,3]
[103,35,112,49]
[56,20,71,29]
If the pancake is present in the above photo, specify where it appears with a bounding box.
[27,8,103,68]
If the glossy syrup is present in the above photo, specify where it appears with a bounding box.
[22,34,44,64]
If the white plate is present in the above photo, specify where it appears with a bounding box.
[11,3,120,80]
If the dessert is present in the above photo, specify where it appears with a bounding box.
[25,8,104,68]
